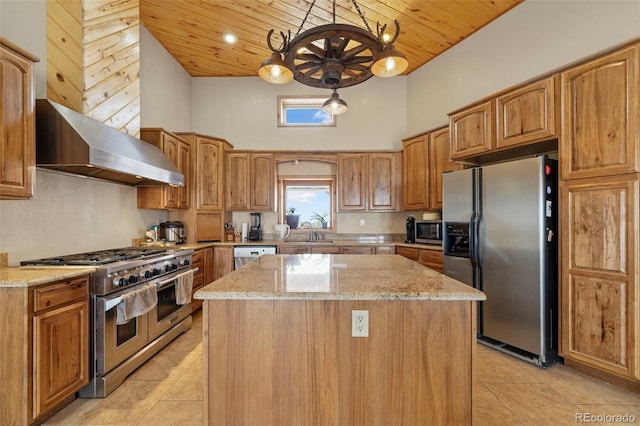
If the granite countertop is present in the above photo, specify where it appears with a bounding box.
[180,240,443,251]
[0,266,96,288]
[195,254,484,301]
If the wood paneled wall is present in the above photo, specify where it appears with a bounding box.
[46,0,141,136]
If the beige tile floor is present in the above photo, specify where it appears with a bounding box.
[46,310,640,425]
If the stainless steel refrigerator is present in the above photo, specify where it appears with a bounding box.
[442,156,558,367]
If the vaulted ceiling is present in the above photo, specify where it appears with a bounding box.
[139,0,523,78]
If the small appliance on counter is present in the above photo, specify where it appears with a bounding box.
[274,223,290,241]
[249,213,262,241]
[159,221,185,244]
[405,216,415,243]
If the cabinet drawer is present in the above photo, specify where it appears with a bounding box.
[33,277,89,313]
[375,245,395,254]
[279,246,309,255]
[396,246,419,261]
[342,245,373,254]
[309,245,341,254]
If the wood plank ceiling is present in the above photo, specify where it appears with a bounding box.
[139,0,523,78]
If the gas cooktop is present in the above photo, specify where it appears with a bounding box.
[20,247,168,266]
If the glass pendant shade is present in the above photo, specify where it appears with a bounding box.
[258,52,294,84]
[322,91,348,115]
[371,45,409,78]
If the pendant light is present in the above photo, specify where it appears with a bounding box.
[258,0,407,113]
[322,89,348,115]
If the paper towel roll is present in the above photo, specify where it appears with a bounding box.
[241,222,248,242]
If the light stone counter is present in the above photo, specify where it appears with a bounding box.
[0,266,95,287]
[195,254,484,301]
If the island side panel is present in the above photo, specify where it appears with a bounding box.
[204,299,475,425]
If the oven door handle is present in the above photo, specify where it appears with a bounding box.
[155,267,198,290]
[103,267,198,312]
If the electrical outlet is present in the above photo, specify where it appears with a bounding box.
[352,310,369,337]
[359,219,365,227]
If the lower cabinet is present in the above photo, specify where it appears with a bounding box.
[342,245,373,255]
[396,246,444,272]
[279,244,398,255]
[1,275,90,425]
[560,175,639,381]
[192,247,214,312]
[310,245,340,254]
[213,246,234,281]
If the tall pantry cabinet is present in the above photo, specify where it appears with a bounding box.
[559,42,640,384]
[170,133,233,243]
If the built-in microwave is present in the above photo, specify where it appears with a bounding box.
[415,220,443,245]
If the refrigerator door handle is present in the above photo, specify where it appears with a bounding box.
[474,211,482,266]
[469,213,477,268]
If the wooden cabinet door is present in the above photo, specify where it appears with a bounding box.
[449,100,494,160]
[402,135,429,210]
[137,129,190,210]
[429,127,463,209]
[1,40,37,199]
[177,139,190,209]
[197,137,225,211]
[226,153,250,210]
[496,76,558,149]
[368,152,400,211]
[251,153,275,211]
[338,154,367,211]
[162,134,180,208]
[560,175,638,379]
[561,44,639,180]
[213,246,234,281]
[33,300,89,417]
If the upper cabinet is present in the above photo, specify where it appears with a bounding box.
[402,127,460,211]
[337,152,400,212]
[169,133,233,243]
[496,76,559,149]
[560,44,639,180]
[226,152,275,211]
[0,38,39,200]
[449,75,560,163]
[368,152,401,211]
[449,100,494,160]
[137,128,190,209]
[429,127,464,209]
[185,134,229,211]
[402,134,429,210]
[337,154,367,211]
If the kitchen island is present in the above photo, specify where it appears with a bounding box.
[195,254,485,425]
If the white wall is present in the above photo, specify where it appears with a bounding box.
[191,76,407,151]
[0,1,188,265]
[406,0,640,135]
[139,26,193,131]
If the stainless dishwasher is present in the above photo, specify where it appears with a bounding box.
[233,246,277,269]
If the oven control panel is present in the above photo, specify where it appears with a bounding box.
[93,249,193,295]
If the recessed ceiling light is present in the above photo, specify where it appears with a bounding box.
[223,33,237,44]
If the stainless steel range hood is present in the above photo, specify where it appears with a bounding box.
[35,99,184,186]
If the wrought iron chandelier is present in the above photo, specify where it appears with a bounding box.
[258,0,408,114]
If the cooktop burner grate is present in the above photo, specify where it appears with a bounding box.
[21,247,168,266]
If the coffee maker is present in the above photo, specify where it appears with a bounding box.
[405,216,416,243]
[249,213,262,241]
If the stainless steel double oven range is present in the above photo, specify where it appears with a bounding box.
[22,247,195,397]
